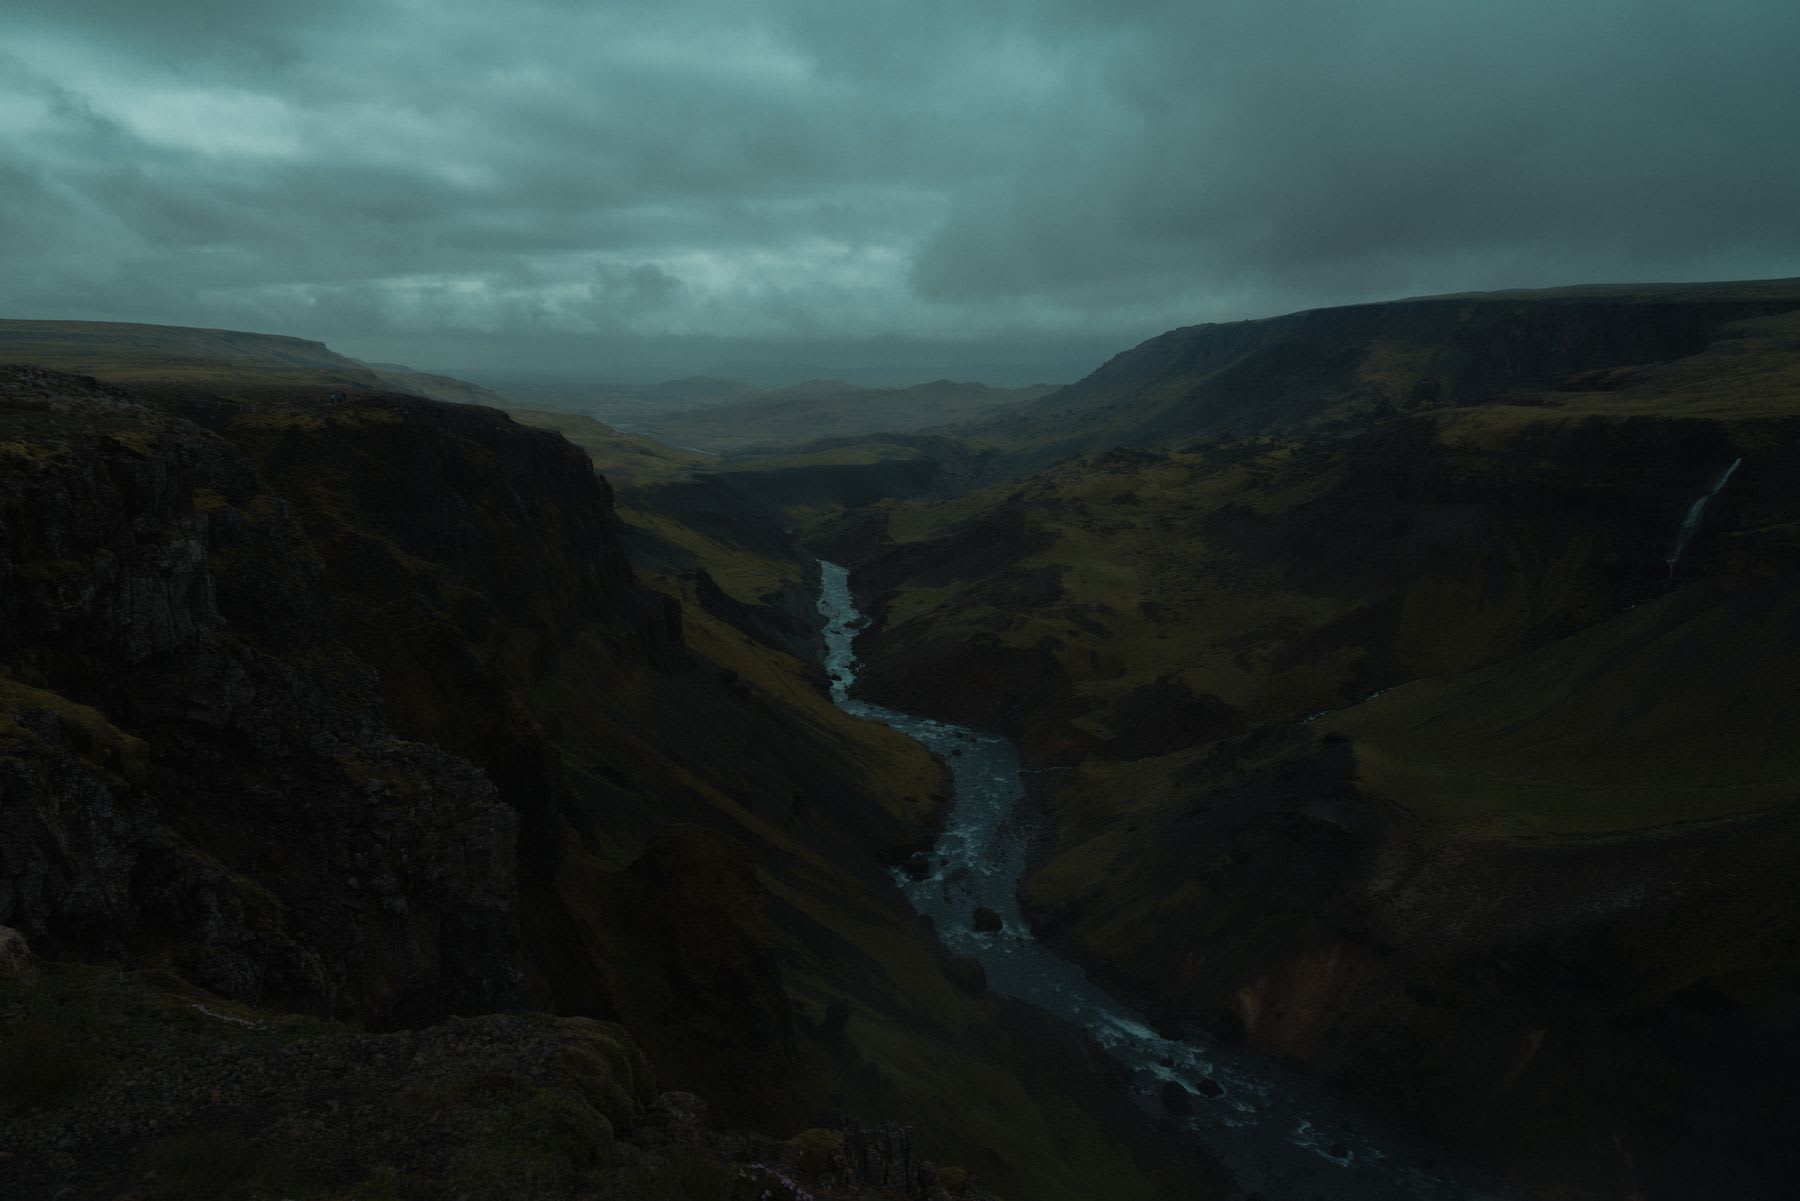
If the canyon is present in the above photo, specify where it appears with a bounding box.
[4,280,1799,1199]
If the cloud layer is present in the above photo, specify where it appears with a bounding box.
[5,0,1799,376]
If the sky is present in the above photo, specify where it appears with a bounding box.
[4,0,1800,383]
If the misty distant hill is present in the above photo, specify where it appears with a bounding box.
[364,362,511,407]
[632,377,1058,454]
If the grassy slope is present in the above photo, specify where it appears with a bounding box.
[831,286,1800,1195]
[851,292,1800,814]
[1328,577,1800,835]
[503,408,1210,1201]
[194,396,1144,1200]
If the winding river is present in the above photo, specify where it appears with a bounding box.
[817,560,1495,1201]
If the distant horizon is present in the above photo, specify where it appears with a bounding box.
[14,269,1800,393]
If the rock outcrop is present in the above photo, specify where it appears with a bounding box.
[0,367,518,1022]
[0,924,32,984]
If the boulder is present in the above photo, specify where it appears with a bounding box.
[843,1123,949,1198]
[971,906,1003,933]
[0,925,34,984]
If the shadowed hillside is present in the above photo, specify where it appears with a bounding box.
[981,278,1800,464]
[817,280,1800,1199]
[0,352,1224,1200]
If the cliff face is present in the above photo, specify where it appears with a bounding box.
[0,367,517,1022]
[0,358,1201,1201]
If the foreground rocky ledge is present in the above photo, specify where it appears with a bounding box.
[0,952,996,1201]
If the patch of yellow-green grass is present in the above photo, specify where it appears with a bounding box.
[1427,311,1800,443]
[525,620,940,856]
[875,582,968,631]
[190,486,231,512]
[1019,749,1236,943]
[1429,404,1588,452]
[618,507,798,603]
[1356,339,1438,402]
[0,675,150,786]
[652,581,943,830]
[1559,311,1800,421]
[871,443,1394,730]
[1325,581,1800,836]
[103,428,163,455]
[0,439,79,470]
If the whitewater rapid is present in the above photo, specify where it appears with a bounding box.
[816,560,1496,1200]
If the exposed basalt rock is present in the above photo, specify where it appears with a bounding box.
[842,1123,948,1198]
[0,699,147,954]
[0,964,656,1201]
[0,367,518,1022]
[0,924,32,983]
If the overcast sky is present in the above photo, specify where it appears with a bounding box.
[4,0,1799,382]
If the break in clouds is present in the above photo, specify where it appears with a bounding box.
[4,0,1800,375]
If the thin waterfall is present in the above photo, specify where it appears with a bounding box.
[1665,457,1742,577]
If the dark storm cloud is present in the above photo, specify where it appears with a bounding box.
[3,0,1798,375]
[911,0,1800,316]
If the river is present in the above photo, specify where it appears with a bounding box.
[817,559,1499,1201]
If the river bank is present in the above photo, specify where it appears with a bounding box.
[817,560,1494,1201]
